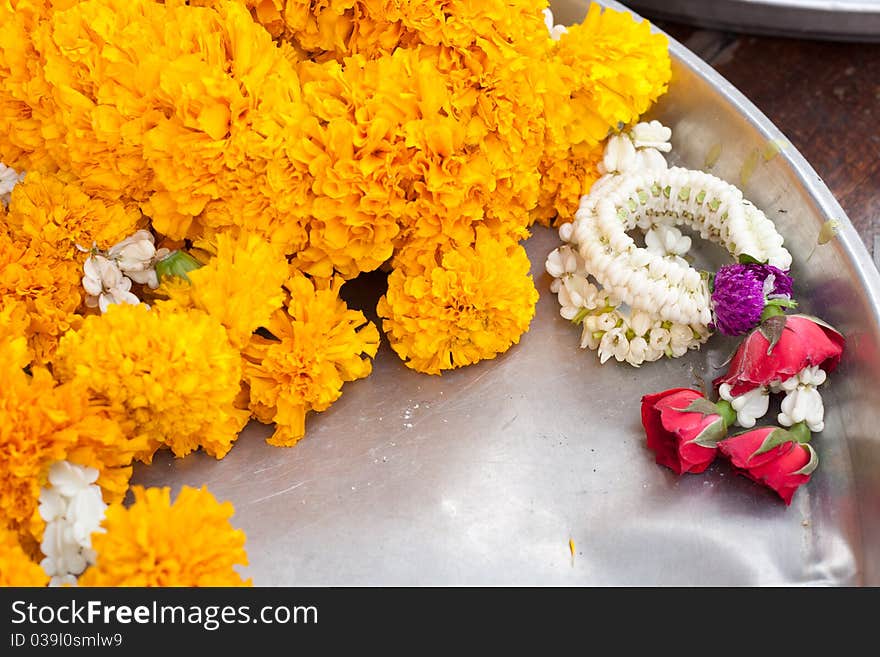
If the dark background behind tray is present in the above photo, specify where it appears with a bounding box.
[623,5,880,270]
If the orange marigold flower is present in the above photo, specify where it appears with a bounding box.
[535,4,671,224]
[0,527,48,587]
[5,170,143,256]
[0,229,82,366]
[3,0,316,252]
[532,141,605,226]
[242,272,379,447]
[54,304,249,462]
[78,486,250,587]
[154,232,288,350]
[378,229,539,375]
[0,0,62,172]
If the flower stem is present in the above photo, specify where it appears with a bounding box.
[715,399,737,429]
[788,421,812,444]
[759,303,786,322]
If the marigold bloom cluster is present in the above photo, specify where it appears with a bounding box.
[0,527,49,587]
[155,232,289,350]
[243,272,380,446]
[78,486,251,587]
[54,304,250,462]
[0,0,672,584]
[378,231,539,374]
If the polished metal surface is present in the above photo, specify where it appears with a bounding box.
[131,1,880,585]
[619,0,880,41]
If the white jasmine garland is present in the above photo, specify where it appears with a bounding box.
[630,120,673,152]
[546,120,792,366]
[644,223,692,258]
[598,327,629,364]
[38,461,107,587]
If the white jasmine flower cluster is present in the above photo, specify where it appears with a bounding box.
[718,366,828,431]
[542,8,568,40]
[773,366,827,432]
[82,254,140,313]
[586,307,707,366]
[0,162,25,206]
[546,244,708,366]
[38,462,107,587]
[644,223,691,260]
[718,383,769,428]
[81,229,168,313]
[598,120,671,176]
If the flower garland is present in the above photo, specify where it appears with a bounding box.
[546,120,845,504]
[546,121,792,366]
[0,2,673,585]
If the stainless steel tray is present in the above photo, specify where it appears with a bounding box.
[618,0,880,41]
[131,0,880,586]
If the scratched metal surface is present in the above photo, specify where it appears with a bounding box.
[130,1,880,585]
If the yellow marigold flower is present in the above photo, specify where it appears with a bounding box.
[3,0,316,253]
[54,304,250,462]
[532,141,605,226]
[0,229,82,366]
[0,527,48,587]
[155,232,288,350]
[378,230,539,375]
[535,4,671,224]
[242,272,379,447]
[0,301,31,370]
[0,351,134,543]
[6,171,143,255]
[78,486,250,587]
[0,0,63,171]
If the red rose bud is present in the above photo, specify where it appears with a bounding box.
[641,388,733,475]
[717,425,818,505]
[713,314,845,397]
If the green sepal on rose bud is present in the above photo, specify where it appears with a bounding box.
[744,422,817,475]
[674,397,737,448]
[155,249,203,284]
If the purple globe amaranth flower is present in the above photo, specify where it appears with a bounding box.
[710,263,794,336]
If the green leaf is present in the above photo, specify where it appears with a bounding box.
[759,304,786,322]
[704,143,722,169]
[705,270,716,292]
[751,427,796,459]
[792,444,819,476]
[762,138,787,162]
[737,253,768,265]
[155,249,203,284]
[690,418,728,448]
[714,399,737,428]
[765,298,798,309]
[788,421,812,444]
[672,397,722,418]
[758,314,788,355]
